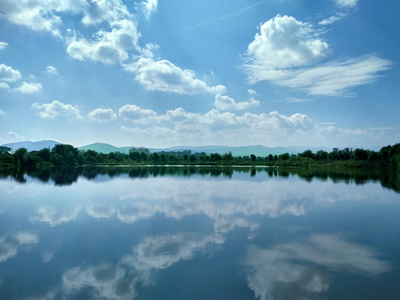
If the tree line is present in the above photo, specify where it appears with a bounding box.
[0,143,399,171]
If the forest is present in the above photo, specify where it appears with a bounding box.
[0,143,399,171]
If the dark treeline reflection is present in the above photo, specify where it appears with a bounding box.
[0,166,399,193]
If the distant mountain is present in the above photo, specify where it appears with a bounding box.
[2,140,59,152]
[78,143,132,154]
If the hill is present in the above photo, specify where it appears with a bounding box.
[2,140,59,152]
[78,143,132,154]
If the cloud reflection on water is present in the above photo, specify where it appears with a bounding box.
[244,234,391,300]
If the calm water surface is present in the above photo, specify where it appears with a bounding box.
[0,167,399,299]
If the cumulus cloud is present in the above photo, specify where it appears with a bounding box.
[0,42,8,50]
[139,0,158,19]
[245,14,329,74]
[0,82,10,89]
[67,19,140,64]
[214,94,260,111]
[15,81,43,94]
[88,108,117,122]
[0,0,132,36]
[119,104,157,122]
[32,100,83,120]
[123,57,221,95]
[243,15,391,96]
[118,103,378,147]
[0,64,21,82]
[46,65,59,75]
[334,0,358,8]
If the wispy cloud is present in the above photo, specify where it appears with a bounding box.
[0,42,8,50]
[164,0,270,38]
[139,0,158,19]
[334,0,358,8]
[319,13,347,25]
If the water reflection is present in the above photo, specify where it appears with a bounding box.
[0,167,399,299]
[244,234,391,300]
[0,166,399,193]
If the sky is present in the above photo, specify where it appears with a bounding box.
[0,0,399,148]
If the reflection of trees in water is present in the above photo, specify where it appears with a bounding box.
[0,166,399,193]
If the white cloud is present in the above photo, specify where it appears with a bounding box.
[15,81,43,94]
[0,109,4,115]
[0,42,8,50]
[0,0,132,36]
[30,206,80,227]
[119,104,157,122]
[245,14,329,74]
[278,55,392,96]
[88,108,117,122]
[118,104,380,147]
[32,100,83,120]
[334,0,358,8]
[139,0,158,19]
[0,239,18,263]
[123,57,221,95]
[244,234,389,299]
[319,13,346,25]
[46,65,58,75]
[67,19,140,64]
[0,82,10,89]
[214,94,260,111]
[284,97,312,103]
[14,232,39,245]
[62,264,137,299]
[0,64,21,82]
[86,205,116,219]
[247,89,258,96]
[243,15,391,96]
[6,131,24,141]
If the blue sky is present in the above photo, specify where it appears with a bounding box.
[0,0,399,148]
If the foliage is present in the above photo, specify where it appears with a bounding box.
[0,143,399,172]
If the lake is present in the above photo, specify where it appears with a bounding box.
[0,166,399,299]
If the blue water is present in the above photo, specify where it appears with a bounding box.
[0,167,399,299]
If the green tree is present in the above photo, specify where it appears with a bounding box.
[279,153,290,161]
[299,150,314,159]
[36,148,51,162]
[13,148,28,167]
[315,150,328,161]
[223,152,233,161]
